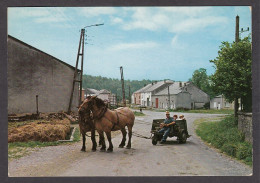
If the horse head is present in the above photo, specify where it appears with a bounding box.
[78,96,93,117]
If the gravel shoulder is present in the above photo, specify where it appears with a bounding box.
[8,110,253,177]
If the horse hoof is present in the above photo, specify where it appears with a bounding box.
[81,149,86,152]
[118,145,124,148]
[126,146,131,149]
[92,149,96,152]
[107,149,113,153]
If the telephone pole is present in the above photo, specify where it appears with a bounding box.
[68,29,85,113]
[68,24,104,113]
[129,85,131,104]
[120,66,126,107]
[167,86,170,109]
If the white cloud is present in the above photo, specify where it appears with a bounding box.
[171,35,185,50]
[79,7,117,17]
[8,7,50,17]
[8,7,69,23]
[107,41,159,51]
[119,7,228,34]
[111,17,123,24]
[170,16,228,33]
[159,7,212,17]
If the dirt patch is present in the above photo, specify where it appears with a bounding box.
[8,113,71,142]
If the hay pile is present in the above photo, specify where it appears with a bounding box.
[8,118,71,143]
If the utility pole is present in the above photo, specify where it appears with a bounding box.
[68,23,104,113]
[120,66,126,107]
[129,85,131,104]
[234,15,240,118]
[68,29,85,113]
[167,86,170,109]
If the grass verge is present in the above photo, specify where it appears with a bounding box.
[8,127,81,161]
[194,115,252,166]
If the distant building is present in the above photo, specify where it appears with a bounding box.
[182,82,210,109]
[85,88,116,106]
[8,35,79,114]
[132,80,210,109]
[210,95,235,110]
[153,82,191,109]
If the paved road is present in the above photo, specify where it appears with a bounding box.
[8,110,252,176]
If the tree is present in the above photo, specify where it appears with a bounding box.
[210,36,252,115]
[189,68,217,99]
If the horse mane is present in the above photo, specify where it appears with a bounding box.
[92,96,107,108]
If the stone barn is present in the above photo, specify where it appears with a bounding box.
[152,83,192,109]
[8,35,79,114]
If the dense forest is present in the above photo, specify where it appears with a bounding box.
[82,75,156,101]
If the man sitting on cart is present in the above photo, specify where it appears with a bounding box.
[158,111,177,144]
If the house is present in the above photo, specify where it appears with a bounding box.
[141,80,174,107]
[182,82,210,109]
[132,80,210,109]
[210,94,235,110]
[8,35,79,114]
[85,88,116,105]
[153,82,191,109]
[131,84,154,105]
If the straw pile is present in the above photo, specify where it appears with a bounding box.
[8,118,71,143]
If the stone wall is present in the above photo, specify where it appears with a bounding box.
[238,112,252,144]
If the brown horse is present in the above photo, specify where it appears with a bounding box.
[78,96,104,152]
[80,96,135,152]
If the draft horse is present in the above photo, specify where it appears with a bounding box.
[78,96,104,152]
[80,96,135,152]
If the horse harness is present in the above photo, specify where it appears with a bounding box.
[111,111,120,131]
[91,106,120,131]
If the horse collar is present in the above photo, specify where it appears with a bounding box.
[95,106,107,120]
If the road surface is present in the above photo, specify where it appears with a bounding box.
[8,110,252,176]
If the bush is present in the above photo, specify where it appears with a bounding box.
[221,143,237,156]
[196,115,252,165]
[236,143,252,160]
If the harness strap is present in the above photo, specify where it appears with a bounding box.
[111,111,120,131]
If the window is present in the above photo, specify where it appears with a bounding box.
[225,102,230,107]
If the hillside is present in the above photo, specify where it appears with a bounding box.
[82,75,155,100]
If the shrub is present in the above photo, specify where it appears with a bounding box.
[236,143,252,160]
[221,143,237,156]
[195,115,252,165]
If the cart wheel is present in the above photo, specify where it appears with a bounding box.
[179,131,187,144]
[152,136,158,145]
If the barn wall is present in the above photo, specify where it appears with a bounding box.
[176,92,191,109]
[185,83,210,109]
[8,36,79,114]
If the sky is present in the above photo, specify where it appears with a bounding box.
[8,6,251,81]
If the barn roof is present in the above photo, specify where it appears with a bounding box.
[154,82,189,95]
[8,35,78,71]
